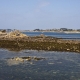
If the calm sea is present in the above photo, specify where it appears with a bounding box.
[23,32,80,39]
[0,49,80,80]
[0,32,80,80]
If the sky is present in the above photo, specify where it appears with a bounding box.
[0,0,80,30]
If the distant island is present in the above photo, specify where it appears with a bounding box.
[0,28,80,33]
[22,28,80,33]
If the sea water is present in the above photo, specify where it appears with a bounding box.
[0,32,80,80]
[23,32,80,39]
[0,49,80,80]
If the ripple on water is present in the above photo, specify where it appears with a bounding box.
[0,49,80,80]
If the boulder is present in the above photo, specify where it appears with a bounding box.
[39,34,46,38]
[5,30,28,38]
[0,31,7,36]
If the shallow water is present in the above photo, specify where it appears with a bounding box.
[0,49,80,80]
[23,32,80,39]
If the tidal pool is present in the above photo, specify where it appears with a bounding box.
[0,49,80,80]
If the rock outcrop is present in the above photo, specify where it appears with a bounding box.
[5,30,28,38]
[0,31,7,36]
[39,34,46,38]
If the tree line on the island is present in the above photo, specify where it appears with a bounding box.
[33,28,80,32]
[0,28,80,32]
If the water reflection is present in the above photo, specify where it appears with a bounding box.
[0,49,80,80]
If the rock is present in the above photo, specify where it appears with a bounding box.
[67,49,70,51]
[5,30,28,38]
[0,31,7,36]
[15,57,24,62]
[40,34,46,38]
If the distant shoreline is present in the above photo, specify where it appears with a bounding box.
[21,31,80,33]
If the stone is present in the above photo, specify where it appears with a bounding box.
[5,30,28,38]
[40,34,46,38]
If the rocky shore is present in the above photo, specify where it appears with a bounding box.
[0,30,80,53]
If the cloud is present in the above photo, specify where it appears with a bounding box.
[39,2,50,8]
[35,1,50,12]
